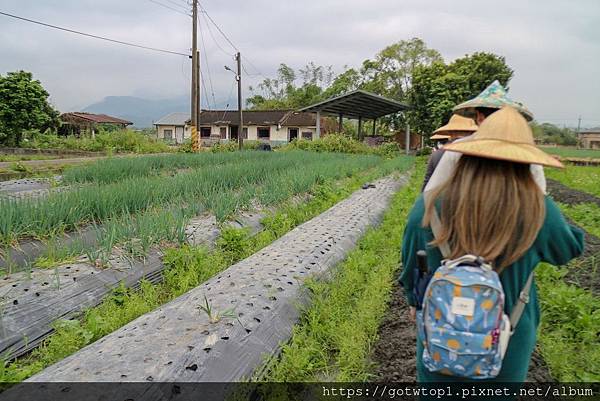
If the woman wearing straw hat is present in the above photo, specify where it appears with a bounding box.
[423,80,547,194]
[400,107,584,386]
[422,114,478,191]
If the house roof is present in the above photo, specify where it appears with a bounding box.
[298,90,409,119]
[190,110,316,127]
[61,112,133,125]
[581,127,600,134]
[154,112,190,126]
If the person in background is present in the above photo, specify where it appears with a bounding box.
[400,106,584,387]
[422,80,548,193]
[422,114,478,191]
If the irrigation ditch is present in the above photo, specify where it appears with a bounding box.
[19,173,408,384]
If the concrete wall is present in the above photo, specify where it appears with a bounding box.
[157,124,317,144]
[581,133,600,149]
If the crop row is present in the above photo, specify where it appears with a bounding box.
[0,157,414,382]
[61,151,274,185]
[0,151,401,244]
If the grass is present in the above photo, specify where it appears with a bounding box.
[546,165,600,197]
[541,146,600,159]
[0,154,61,162]
[536,262,600,381]
[0,151,387,244]
[257,158,425,382]
[0,156,414,382]
[61,152,273,185]
[558,202,600,238]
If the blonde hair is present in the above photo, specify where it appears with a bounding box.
[423,156,545,271]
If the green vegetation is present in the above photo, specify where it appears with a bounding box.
[0,152,390,244]
[408,52,513,137]
[62,151,271,184]
[27,130,171,154]
[258,159,424,381]
[281,134,401,158]
[0,71,60,147]
[0,154,61,162]
[558,202,600,238]
[0,157,414,382]
[532,123,578,146]
[536,263,600,381]
[541,146,600,159]
[546,165,600,197]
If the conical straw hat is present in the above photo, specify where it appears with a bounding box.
[430,133,451,140]
[444,106,563,168]
[433,114,478,135]
[453,80,534,121]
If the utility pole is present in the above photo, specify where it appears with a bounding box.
[236,52,243,150]
[576,115,582,148]
[190,0,199,151]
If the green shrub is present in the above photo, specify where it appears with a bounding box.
[27,130,171,154]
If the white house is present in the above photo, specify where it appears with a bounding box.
[154,110,319,145]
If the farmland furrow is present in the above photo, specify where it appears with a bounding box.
[22,174,406,384]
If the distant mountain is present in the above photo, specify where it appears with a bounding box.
[83,95,189,128]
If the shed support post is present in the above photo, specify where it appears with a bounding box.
[316,111,321,139]
[405,123,410,155]
[358,116,363,142]
[372,118,377,136]
[338,114,343,133]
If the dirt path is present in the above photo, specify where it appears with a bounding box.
[546,179,600,207]
[371,281,555,382]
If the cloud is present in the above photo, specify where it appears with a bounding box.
[1,0,598,126]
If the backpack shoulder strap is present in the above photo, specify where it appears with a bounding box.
[423,191,451,258]
[509,271,534,331]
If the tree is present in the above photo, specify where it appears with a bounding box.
[530,121,577,145]
[247,63,334,110]
[407,52,514,136]
[359,37,442,101]
[0,71,60,147]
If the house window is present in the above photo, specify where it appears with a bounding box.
[242,127,248,139]
[219,127,227,139]
[200,127,211,138]
[257,127,270,139]
[164,129,173,140]
[288,128,299,141]
[302,131,313,140]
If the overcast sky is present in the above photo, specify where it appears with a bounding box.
[1,0,598,127]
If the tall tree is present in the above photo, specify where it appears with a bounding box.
[359,37,442,101]
[0,71,60,146]
[407,52,514,136]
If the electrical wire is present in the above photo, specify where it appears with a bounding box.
[199,11,234,57]
[221,80,236,121]
[198,19,217,109]
[198,3,238,52]
[0,10,190,57]
[200,71,211,110]
[147,0,190,16]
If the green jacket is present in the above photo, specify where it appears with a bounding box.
[399,195,584,382]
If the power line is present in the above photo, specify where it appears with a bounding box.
[198,3,238,52]
[0,10,190,57]
[147,0,190,16]
[199,11,234,57]
[198,19,217,109]
[196,4,268,81]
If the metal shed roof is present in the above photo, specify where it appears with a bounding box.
[298,90,409,119]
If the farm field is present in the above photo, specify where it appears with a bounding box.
[541,146,600,159]
[0,150,414,381]
[0,151,598,386]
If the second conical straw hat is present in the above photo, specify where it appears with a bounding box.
[444,106,563,168]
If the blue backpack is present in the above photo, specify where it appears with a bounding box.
[415,207,533,379]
